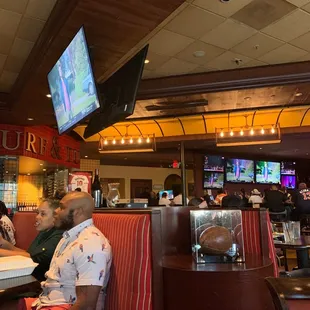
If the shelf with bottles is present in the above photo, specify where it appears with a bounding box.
[17,202,38,212]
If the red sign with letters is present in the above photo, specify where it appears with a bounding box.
[0,124,80,168]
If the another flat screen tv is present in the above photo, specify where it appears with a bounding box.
[83,45,149,139]
[256,161,281,184]
[281,161,296,175]
[48,26,100,135]
[203,172,224,189]
[203,155,225,172]
[159,190,174,200]
[281,175,296,189]
[226,159,254,183]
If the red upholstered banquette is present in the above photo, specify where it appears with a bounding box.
[12,210,161,310]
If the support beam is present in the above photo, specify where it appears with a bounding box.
[180,141,187,206]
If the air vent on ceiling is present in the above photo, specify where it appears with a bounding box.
[145,99,208,111]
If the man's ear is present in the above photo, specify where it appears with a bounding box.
[73,207,83,218]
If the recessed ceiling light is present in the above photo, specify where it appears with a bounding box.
[259,147,262,150]
[144,59,150,64]
[27,173,31,176]
[307,153,309,156]
[43,168,46,171]
[295,92,303,97]
[40,163,43,166]
[84,155,88,158]
[193,50,205,57]
[220,0,230,2]
[46,94,52,98]
[27,117,34,121]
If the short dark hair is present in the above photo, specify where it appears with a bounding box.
[162,192,168,198]
[75,187,82,192]
[222,195,242,208]
[0,201,8,216]
[41,199,61,211]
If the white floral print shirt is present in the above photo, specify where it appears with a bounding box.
[32,219,112,309]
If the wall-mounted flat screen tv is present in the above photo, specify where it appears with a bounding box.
[256,161,281,184]
[226,159,254,183]
[203,172,224,189]
[159,190,174,200]
[281,161,296,175]
[203,155,225,172]
[281,175,296,189]
[48,26,100,135]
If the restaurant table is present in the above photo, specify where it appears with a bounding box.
[0,275,40,302]
[162,254,275,310]
[265,277,310,310]
[274,236,310,269]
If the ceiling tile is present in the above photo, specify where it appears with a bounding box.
[0,70,18,92]
[0,34,14,54]
[0,53,7,71]
[16,17,45,42]
[154,58,199,77]
[4,55,24,73]
[262,9,310,41]
[232,0,296,30]
[290,31,310,51]
[143,52,171,71]
[190,66,216,74]
[241,59,268,68]
[193,0,254,17]
[0,0,28,14]
[287,0,310,6]
[206,51,252,70]
[10,38,34,59]
[0,9,21,36]
[231,33,284,58]
[200,19,256,50]
[176,40,225,65]
[297,52,310,61]
[148,29,194,57]
[258,43,308,64]
[25,0,56,21]
[165,5,225,39]
[303,2,310,12]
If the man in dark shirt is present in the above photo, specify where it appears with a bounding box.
[292,183,310,220]
[264,185,286,212]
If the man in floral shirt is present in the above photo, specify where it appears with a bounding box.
[19,192,112,310]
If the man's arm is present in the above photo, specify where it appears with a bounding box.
[70,285,102,310]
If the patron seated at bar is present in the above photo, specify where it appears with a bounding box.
[0,200,15,245]
[159,192,172,207]
[18,192,112,310]
[173,191,189,205]
[264,185,286,212]
[0,199,63,281]
[292,183,310,220]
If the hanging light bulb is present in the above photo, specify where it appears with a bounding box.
[121,137,125,144]
[138,136,142,144]
[129,137,133,144]
[271,126,275,134]
[240,128,244,136]
[220,130,224,137]
[250,128,254,135]
[112,137,116,145]
[230,129,234,136]
[261,127,265,135]
[146,136,150,143]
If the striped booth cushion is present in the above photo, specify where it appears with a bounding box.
[242,210,278,277]
[12,212,38,250]
[93,213,152,310]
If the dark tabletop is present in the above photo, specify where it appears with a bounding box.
[0,275,40,301]
[266,277,310,300]
[274,235,310,250]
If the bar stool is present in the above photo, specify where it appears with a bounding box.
[269,210,287,222]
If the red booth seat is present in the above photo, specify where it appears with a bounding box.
[12,212,153,310]
[13,212,38,250]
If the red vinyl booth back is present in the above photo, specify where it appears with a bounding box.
[13,212,38,250]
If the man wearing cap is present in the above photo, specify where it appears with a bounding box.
[248,189,263,204]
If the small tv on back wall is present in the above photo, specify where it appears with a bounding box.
[256,161,280,184]
[226,158,254,183]
[48,26,100,135]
